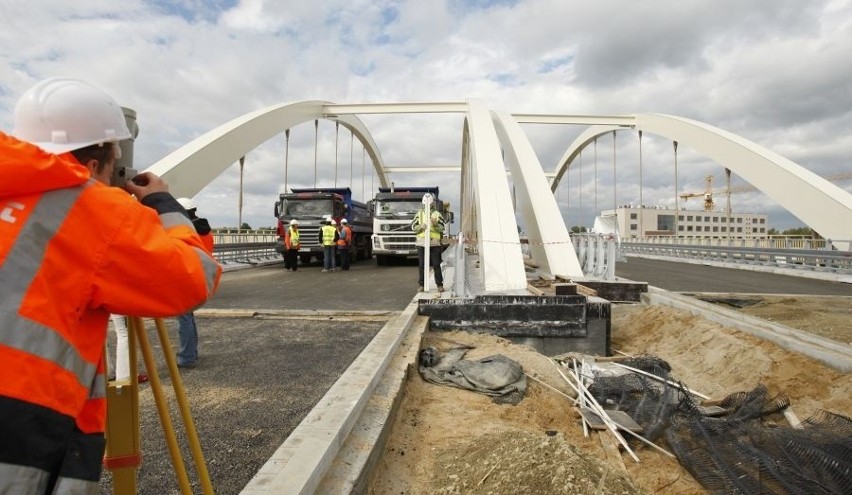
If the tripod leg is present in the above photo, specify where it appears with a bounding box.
[130,317,193,495]
[103,326,140,494]
[154,317,214,494]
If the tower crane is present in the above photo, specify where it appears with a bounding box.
[679,175,715,211]
[679,171,851,212]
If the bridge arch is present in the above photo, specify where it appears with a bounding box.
[550,114,852,247]
[145,100,389,198]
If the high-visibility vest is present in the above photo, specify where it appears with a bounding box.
[0,132,221,439]
[286,226,300,249]
[337,225,352,248]
[321,224,337,246]
[413,209,444,241]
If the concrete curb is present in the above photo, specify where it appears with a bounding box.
[196,308,398,319]
[644,286,852,373]
[240,299,422,494]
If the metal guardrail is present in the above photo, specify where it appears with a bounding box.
[621,235,842,251]
[621,242,852,274]
[208,231,852,276]
[210,231,279,264]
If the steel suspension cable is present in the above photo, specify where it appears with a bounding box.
[284,129,290,193]
[612,130,617,212]
[313,119,318,188]
[578,148,583,229]
[334,122,340,187]
[594,138,598,216]
[673,140,679,243]
[638,130,643,237]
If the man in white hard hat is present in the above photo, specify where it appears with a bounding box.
[284,219,301,271]
[319,217,338,272]
[336,218,353,271]
[0,77,221,493]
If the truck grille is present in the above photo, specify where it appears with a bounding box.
[297,226,321,248]
[384,235,417,249]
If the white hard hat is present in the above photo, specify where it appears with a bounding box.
[340,218,348,224]
[289,219,299,226]
[330,219,337,226]
[13,78,132,155]
[176,197,196,211]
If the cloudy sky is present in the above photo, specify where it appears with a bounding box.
[2,0,851,232]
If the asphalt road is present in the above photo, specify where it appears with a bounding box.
[100,258,422,494]
[615,256,852,295]
[206,258,421,311]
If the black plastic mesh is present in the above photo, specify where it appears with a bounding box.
[575,355,852,495]
[586,355,681,442]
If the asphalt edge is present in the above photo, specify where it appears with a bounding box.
[240,298,422,494]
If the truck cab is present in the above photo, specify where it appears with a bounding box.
[371,187,451,265]
[274,187,373,265]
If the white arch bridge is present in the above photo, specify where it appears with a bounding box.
[146,100,852,294]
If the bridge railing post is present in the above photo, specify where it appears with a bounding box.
[454,232,466,298]
[605,238,616,280]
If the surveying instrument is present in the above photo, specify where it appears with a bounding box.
[103,108,213,494]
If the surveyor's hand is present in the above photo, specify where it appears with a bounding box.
[125,172,169,200]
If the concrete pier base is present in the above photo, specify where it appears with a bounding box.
[418,294,611,356]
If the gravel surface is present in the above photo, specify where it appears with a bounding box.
[99,315,384,494]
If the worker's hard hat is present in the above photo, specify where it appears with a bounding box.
[340,218,348,224]
[289,219,299,226]
[176,197,196,211]
[13,78,132,155]
[329,219,337,226]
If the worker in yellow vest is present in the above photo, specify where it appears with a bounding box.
[284,219,301,271]
[411,206,445,291]
[319,218,339,272]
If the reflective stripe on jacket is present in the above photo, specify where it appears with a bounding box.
[0,133,222,436]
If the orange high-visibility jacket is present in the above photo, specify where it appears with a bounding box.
[0,133,222,435]
[336,225,352,248]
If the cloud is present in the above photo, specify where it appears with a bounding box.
[1,0,850,233]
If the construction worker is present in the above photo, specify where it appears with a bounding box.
[284,219,301,271]
[411,203,445,292]
[319,218,338,272]
[0,77,221,493]
[337,218,353,271]
[175,197,214,368]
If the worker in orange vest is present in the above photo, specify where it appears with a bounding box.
[336,218,353,270]
[0,77,222,493]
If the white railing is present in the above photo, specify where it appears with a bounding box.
[621,235,841,251]
[571,234,619,280]
[621,242,851,274]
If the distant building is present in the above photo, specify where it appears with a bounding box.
[600,205,768,239]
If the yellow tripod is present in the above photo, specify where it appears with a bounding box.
[104,316,214,494]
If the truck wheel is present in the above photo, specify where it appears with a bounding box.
[300,253,312,265]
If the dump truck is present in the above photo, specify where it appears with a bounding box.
[274,187,373,265]
[370,186,452,265]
